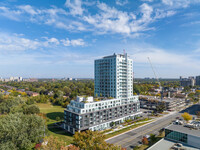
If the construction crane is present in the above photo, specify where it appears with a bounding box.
[147,57,163,100]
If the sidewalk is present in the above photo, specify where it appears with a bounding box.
[105,111,177,141]
[105,119,153,135]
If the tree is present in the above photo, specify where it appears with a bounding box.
[63,86,72,96]
[149,134,156,144]
[0,97,24,114]
[142,137,149,145]
[23,104,40,114]
[159,128,165,137]
[56,116,61,121]
[133,145,140,150]
[40,136,79,150]
[73,130,121,150]
[0,113,46,150]
[182,112,192,122]
[155,103,166,113]
[110,121,115,127]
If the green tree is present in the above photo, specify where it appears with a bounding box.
[149,134,156,144]
[156,103,166,113]
[0,97,24,114]
[63,86,72,96]
[0,113,46,150]
[23,104,40,114]
[56,116,61,121]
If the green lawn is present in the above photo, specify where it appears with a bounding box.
[37,103,73,145]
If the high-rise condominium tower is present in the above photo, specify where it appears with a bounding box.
[94,53,133,99]
[64,53,140,134]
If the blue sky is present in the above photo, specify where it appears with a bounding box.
[0,0,200,78]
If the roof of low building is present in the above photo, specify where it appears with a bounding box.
[165,124,200,137]
[147,138,198,150]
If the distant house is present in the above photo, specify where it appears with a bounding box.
[4,91,10,95]
[26,91,39,97]
[17,89,25,92]
[48,91,54,96]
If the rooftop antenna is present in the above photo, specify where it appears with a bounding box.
[123,49,126,55]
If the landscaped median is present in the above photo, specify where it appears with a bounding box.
[105,118,153,139]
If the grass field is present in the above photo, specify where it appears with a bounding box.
[36,103,73,145]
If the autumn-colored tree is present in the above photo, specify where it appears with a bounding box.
[182,112,192,122]
[142,137,149,145]
[62,145,80,150]
[40,136,79,150]
[73,130,121,150]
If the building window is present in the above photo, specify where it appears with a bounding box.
[165,129,187,143]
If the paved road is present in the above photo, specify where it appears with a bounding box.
[106,104,200,150]
[107,104,200,149]
[107,112,180,149]
[107,104,200,150]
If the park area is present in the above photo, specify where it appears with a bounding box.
[36,103,73,145]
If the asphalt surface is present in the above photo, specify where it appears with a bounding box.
[106,104,200,150]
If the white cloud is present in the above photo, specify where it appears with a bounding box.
[0,2,181,36]
[65,0,84,15]
[47,37,60,45]
[61,38,85,46]
[139,3,153,23]
[126,44,200,77]
[83,2,140,35]
[141,0,153,2]
[0,6,22,21]
[154,9,176,19]
[162,0,200,8]
[0,33,85,51]
[116,0,128,6]
[17,5,38,15]
[0,33,41,51]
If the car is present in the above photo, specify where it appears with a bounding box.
[174,143,183,147]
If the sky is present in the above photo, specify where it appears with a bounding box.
[0,0,200,78]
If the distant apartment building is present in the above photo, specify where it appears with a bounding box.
[180,76,195,87]
[65,78,77,81]
[23,78,38,82]
[139,95,186,111]
[196,76,200,86]
[64,53,141,134]
[9,76,23,82]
